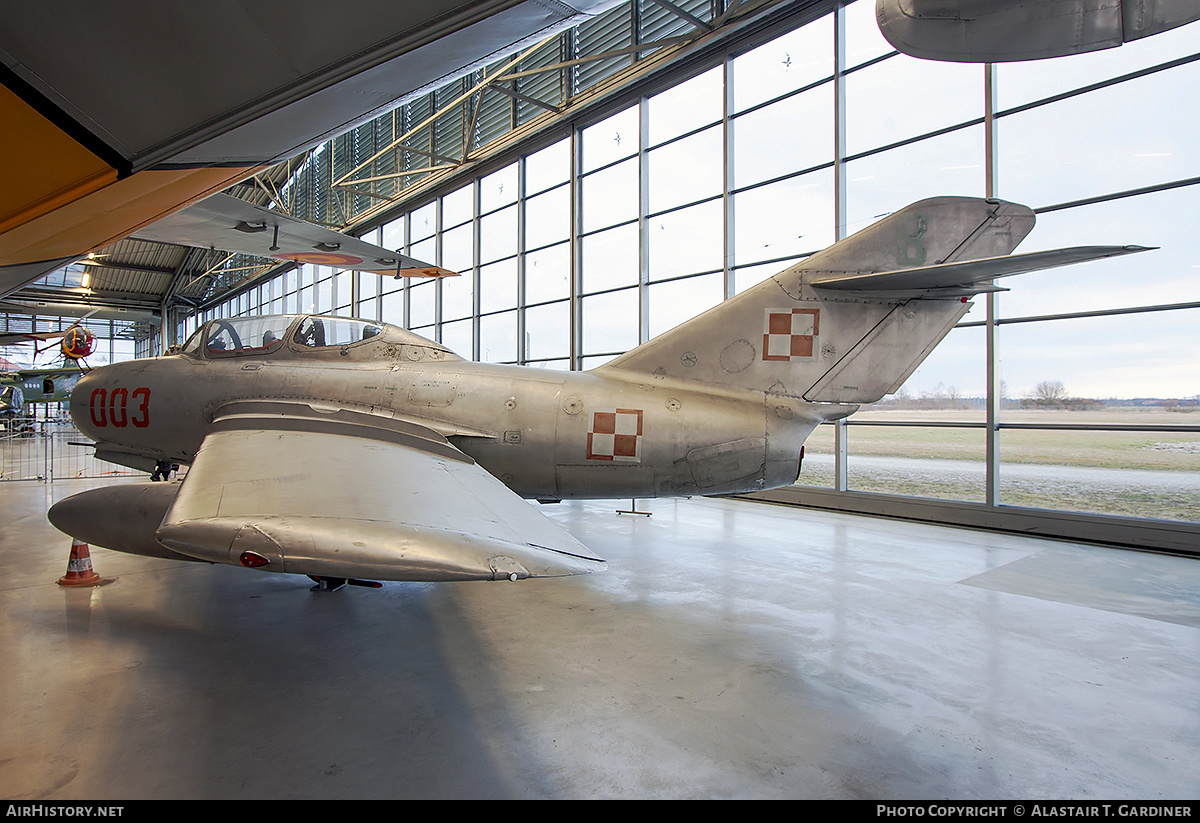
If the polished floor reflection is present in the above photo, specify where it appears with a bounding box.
[1,478,1197,799]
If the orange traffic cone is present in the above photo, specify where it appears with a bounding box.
[57,538,105,587]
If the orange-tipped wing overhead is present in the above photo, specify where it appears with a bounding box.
[0,1,619,295]
[131,193,457,278]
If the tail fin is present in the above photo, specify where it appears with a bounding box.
[601,197,1148,405]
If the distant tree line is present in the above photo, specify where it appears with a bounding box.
[866,380,1197,411]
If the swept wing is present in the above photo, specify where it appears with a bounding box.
[153,401,604,582]
[131,193,456,277]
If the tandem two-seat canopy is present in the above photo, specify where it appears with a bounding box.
[180,315,448,358]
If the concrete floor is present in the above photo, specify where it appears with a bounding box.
[1,477,1198,800]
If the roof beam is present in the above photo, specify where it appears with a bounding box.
[646,0,713,32]
[486,80,562,113]
[78,259,177,277]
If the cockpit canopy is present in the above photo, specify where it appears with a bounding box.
[292,316,382,348]
[181,315,456,360]
[190,316,291,355]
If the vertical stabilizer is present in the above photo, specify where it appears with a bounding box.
[600,197,1035,405]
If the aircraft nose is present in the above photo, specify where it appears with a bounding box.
[68,364,125,438]
[69,369,102,437]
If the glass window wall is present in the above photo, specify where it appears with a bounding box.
[184,1,1198,532]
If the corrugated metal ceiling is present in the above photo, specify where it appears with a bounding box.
[6,0,798,340]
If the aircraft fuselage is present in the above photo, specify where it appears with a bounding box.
[48,198,1145,585]
[70,315,824,501]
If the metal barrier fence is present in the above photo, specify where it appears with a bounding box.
[0,408,140,482]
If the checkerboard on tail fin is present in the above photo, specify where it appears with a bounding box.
[762,308,820,361]
[598,196,1149,406]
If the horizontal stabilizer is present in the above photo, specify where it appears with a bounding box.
[603,196,1149,406]
[132,192,457,277]
[810,245,1153,296]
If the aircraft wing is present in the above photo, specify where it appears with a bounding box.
[876,0,1200,62]
[154,401,605,582]
[130,193,457,277]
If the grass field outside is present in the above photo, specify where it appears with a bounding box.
[797,408,1200,523]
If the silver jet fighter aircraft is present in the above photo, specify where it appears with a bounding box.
[48,197,1148,587]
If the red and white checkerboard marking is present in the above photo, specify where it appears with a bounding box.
[762,308,820,362]
[587,408,643,462]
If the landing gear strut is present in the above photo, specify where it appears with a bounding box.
[308,576,383,592]
[150,460,179,481]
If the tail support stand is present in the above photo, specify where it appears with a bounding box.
[616,499,651,516]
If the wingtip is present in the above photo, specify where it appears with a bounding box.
[397,266,459,278]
